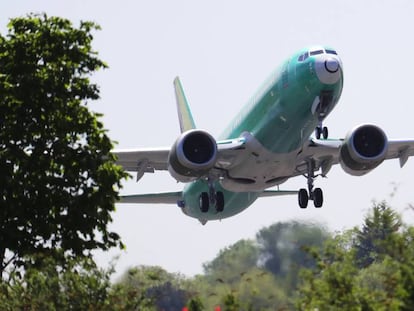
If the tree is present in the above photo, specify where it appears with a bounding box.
[297,232,369,311]
[116,265,188,310]
[187,296,204,311]
[355,201,402,268]
[235,267,288,310]
[0,255,114,311]
[296,203,414,310]
[222,293,240,311]
[256,221,329,291]
[0,14,128,275]
[202,239,258,284]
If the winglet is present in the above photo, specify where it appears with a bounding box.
[174,77,196,133]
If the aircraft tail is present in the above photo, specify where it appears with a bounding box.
[173,77,196,133]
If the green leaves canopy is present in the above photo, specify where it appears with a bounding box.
[297,202,414,311]
[0,14,128,273]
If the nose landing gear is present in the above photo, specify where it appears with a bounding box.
[314,91,334,140]
[315,125,328,140]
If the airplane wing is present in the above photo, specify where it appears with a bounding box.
[385,139,414,167]
[114,147,170,181]
[298,138,414,177]
[113,136,247,181]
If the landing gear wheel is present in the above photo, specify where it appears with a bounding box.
[315,127,322,140]
[322,127,328,139]
[199,192,209,213]
[298,189,309,209]
[313,188,323,208]
[299,159,324,208]
[215,191,224,212]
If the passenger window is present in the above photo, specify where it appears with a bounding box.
[326,49,337,55]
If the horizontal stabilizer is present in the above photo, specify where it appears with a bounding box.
[120,192,182,204]
[259,190,298,197]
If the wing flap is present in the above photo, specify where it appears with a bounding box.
[386,139,414,167]
[295,139,342,176]
[113,147,170,180]
[215,136,247,169]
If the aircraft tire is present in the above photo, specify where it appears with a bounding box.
[298,188,309,208]
[313,188,323,208]
[215,191,224,212]
[199,192,209,213]
[322,127,328,139]
[315,127,322,139]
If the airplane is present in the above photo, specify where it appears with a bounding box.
[114,45,414,225]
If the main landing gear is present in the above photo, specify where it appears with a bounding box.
[298,160,323,208]
[199,180,224,213]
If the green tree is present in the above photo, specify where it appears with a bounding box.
[355,201,402,268]
[116,265,188,310]
[296,203,414,311]
[0,14,127,275]
[256,221,329,291]
[356,258,406,310]
[203,239,258,284]
[236,267,288,310]
[0,255,114,311]
[222,293,240,311]
[297,232,368,311]
[187,296,204,311]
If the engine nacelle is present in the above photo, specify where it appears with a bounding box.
[168,129,217,182]
[340,124,388,176]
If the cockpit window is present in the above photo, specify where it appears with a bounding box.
[326,49,337,55]
[310,50,324,56]
[298,52,309,62]
[298,48,338,61]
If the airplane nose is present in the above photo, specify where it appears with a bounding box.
[325,58,339,73]
[315,56,342,85]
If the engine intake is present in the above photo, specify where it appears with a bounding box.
[340,124,388,176]
[168,129,217,182]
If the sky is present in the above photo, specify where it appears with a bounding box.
[2,0,414,278]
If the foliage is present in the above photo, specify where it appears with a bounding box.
[355,201,402,268]
[0,255,114,311]
[1,200,413,310]
[222,293,240,311]
[256,221,329,292]
[296,202,414,311]
[116,265,188,310]
[0,13,128,275]
[203,239,258,284]
[187,296,204,311]
[198,221,329,310]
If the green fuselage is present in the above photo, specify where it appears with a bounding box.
[182,46,344,221]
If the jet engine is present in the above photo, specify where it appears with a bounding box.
[168,129,218,182]
[340,124,388,176]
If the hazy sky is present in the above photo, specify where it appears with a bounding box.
[2,0,414,277]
